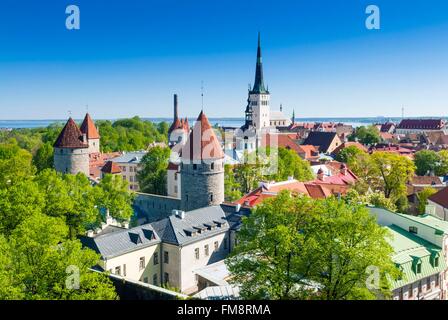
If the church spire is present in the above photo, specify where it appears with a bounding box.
[251,32,268,94]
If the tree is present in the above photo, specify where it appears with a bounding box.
[344,189,397,212]
[95,174,135,221]
[0,179,44,236]
[416,188,438,215]
[224,165,242,202]
[33,142,54,172]
[0,235,23,299]
[35,170,99,239]
[414,150,440,176]
[226,191,397,300]
[350,152,415,212]
[137,146,171,195]
[349,126,381,145]
[4,214,117,300]
[335,146,366,164]
[274,147,314,182]
[436,150,448,176]
[0,142,35,187]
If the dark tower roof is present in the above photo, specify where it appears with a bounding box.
[250,32,268,94]
[181,111,224,161]
[80,113,100,139]
[101,161,122,174]
[54,118,89,149]
[169,94,182,134]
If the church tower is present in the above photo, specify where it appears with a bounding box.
[180,111,224,212]
[249,32,270,130]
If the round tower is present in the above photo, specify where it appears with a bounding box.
[180,111,224,211]
[53,117,90,176]
[80,113,101,155]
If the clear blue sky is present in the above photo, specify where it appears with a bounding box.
[1,0,448,119]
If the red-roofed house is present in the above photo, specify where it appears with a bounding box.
[396,119,447,135]
[428,187,448,221]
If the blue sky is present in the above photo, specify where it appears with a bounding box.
[1,0,448,119]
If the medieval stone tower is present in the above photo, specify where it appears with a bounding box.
[180,111,224,211]
[80,113,101,155]
[53,117,90,176]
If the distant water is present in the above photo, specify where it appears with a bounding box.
[0,117,446,129]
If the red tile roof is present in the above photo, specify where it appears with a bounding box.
[80,113,100,139]
[181,111,224,161]
[397,119,445,130]
[54,118,89,149]
[262,134,303,154]
[101,161,122,174]
[332,142,367,155]
[429,187,448,208]
[235,180,333,207]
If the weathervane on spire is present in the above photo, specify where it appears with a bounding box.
[201,81,204,111]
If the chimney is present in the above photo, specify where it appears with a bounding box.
[317,168,325,181]
[340,164,347,176]
[235,203,241,212]
[174,94,179,120]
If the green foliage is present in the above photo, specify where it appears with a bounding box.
[349,152,415,212]
[0,142,36,187]
[97,117,168,152]
[273,147,314,182]
[344,189,397,212]
[0,214,118,300]
[349,125,381,145]
[226,191,397,300]
[335,145,366,163]
[33,142,54,172]
[414,150,448,177]
[224,164,242,202]
[96,174,135,221]
[416,187,438,215]
[137,146,171,195]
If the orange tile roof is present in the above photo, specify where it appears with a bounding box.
[181,111,224,161]
[101,161,122,174]
[80,113,100,139]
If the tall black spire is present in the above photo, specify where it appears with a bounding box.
[173,94,179,121]
[251,32,268,94]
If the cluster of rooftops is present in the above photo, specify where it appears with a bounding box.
[80,205,236,259]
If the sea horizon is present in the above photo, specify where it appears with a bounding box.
[1,116,447,129]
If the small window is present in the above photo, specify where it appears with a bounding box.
[123,264,126,277]
[211,163,214,170]
[416,262,422,274]
[164,251,169,264]
[214,241,219,252]
[153,274,158,286]
[193,164,197,170]
[139,257,145,271]
[409,226,418,234]
[204,244,209,256]
[210,193,214,202]
[195,248,200,260]
[164,272,169,285]
[115,266,121,275]
[435,256,440,267]
[153,252,159,265]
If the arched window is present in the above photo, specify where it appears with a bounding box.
[211,162,214,170]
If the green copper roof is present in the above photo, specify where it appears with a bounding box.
[251,32,268,94]
[386,225,446,290]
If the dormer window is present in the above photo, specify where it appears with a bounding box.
[409,226,418,234]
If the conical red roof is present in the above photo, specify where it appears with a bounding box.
[80,113,100,139]
[181,111,224,161]
[54,118,89,149]
[101,161,122,174]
